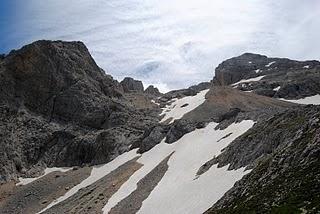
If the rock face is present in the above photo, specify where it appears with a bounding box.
[120,77,144,93]
[205,105,320,213]
[0,40,159,183]
[1,40,125,128]
[213,53,320,99]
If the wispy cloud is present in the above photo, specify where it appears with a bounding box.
[1,0,319,92]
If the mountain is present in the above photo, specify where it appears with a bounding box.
[0,41,319,214]
[0,40,160,182]
[214,53,320,99]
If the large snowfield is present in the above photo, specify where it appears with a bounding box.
[103,120,254,214]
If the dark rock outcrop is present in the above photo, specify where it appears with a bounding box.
[120,77,144,93]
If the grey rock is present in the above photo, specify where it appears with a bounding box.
[120,77,144,93]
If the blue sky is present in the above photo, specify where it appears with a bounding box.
[1,0,320,91]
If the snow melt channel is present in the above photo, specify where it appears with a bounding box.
[279,95,320,105]
[232,75,265,86]
[160,89,209,124]
[103,120,255,214]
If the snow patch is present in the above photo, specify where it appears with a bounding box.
[232,75,266,86]
[160,89,210,124]
[151,99,160,106]
[103,120,255,214]
[273,86,281,91]
[16,167,72,186]
[265,61,276,67]
[279,95,320,105]
[303,65,310,69]
[248,61,252,64]
[255,69,262,73]
[38,149,140,213]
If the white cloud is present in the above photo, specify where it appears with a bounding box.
[3,0,320,92]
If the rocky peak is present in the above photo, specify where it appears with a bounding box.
[144,85,161,96]
[120,77,144,93]
[213,53,320,100]
[0,40,125,128]
[214,53,320,86]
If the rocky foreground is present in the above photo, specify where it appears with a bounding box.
[0,40,320,213]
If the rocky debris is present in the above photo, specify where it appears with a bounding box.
[213,53,320,99]
[0,40,159,183]
[182,86,294,123]
[0,167,91,214]
[205,105,320,213]
[43,158,141,214]
[120,77,144,93]
[109,153,173,214]
[144,85,161,96]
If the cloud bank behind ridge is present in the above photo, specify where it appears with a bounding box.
[1,0,320,91]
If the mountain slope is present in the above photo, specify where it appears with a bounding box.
[205,105,320,213]
[0,41,319,214]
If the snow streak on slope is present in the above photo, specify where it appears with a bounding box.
[103,120,254,214]
[16,167,72,186]
[160,89,209,124]
[279,94,320,105]
[232,75,266,86]
[38,149,139,213]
